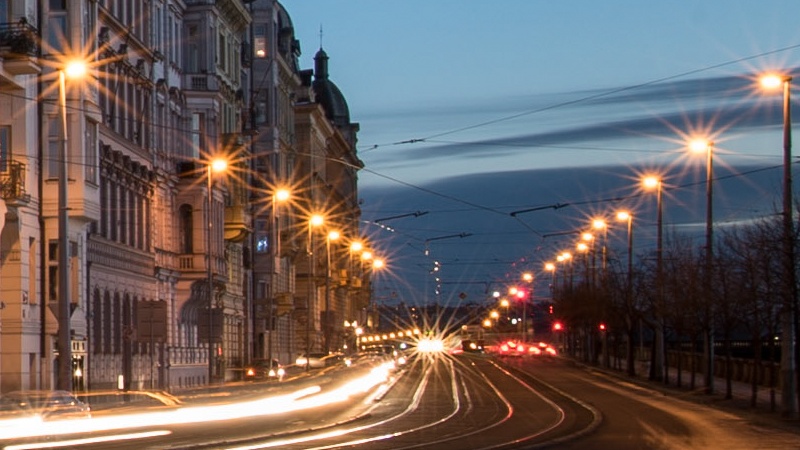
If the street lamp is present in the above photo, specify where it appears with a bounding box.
[268,188,290,371]
[324,230,341,353]
[207,157,227,383]
[56,61,87,391]
[643,175,665,382]
[616,210,637,375]
[306,214,324,369]
[690,138,715,394]
[592,219,608,272]
[761,73,797,416]
[521,272,533,342]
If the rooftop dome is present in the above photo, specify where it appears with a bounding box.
[312,48,350,127]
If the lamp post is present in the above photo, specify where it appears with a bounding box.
[643,175,665,382]
[206,158,227,383]
[324,230,340,353]
[592,219,608,273]
[306,214,324,370]
[616,210,636,376]
[56,61,87,391]
[690,139,715,394]
[268,188,290,371]
[761,73,797,416]
[521,272,533,342]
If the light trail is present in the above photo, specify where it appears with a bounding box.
[4,431,172,450]
[0,362,396,446]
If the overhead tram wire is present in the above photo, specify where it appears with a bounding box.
[357,42,800,153]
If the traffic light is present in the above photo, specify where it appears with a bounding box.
[599,323,606,331]
[548,305,554,314]
[552,322,563,331]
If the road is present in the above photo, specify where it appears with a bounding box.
[1,354,798,449]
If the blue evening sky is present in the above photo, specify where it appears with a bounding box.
[282,0,800,187]
[278,1,800,305]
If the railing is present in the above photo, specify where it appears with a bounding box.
[0,161,29,203]
[0,20,40,58]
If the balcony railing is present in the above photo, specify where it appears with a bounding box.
[0,161,29,203]
[0,20,39,58]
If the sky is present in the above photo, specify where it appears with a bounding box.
[279,0,800,308]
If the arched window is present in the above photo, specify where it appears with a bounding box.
[92,289,102,354]
[103,292,112,354]
[179,204,193,253]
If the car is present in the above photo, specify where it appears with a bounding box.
[295,352,331,368]
[1,390,91,420]
[461,339,485,353]
[244,359,284,380]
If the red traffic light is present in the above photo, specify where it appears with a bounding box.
[599,323,606,331]
[552,322,563,331]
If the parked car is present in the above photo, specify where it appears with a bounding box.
[244,359,284,380]
[1,390,91,420]
[295,352,345,369]
[295,353,329,368]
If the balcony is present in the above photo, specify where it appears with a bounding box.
[184,73,220,92]
[0,20,40,75]
[0,161,30,205]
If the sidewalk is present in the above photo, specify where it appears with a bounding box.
[585,356,798,421]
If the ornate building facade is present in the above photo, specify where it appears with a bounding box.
[0,0,365,393]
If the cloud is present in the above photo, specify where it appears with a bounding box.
[362,162,785,304]
[361,73,786,169]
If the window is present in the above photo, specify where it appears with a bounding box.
[217,31,224,67]
[187,25,198,71]
[254,25,267,58]
[0,1,8,24]
[179,204,193,253]
[0,126,9,172]
[47,117,60,178]
[255,219,268,253]
[190,113,203,158]
[92,291,102,354]
[85,121,97,183]
[47,0,68,55]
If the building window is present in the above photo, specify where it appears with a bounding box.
[0,126,9,172]
[47,117,60,178]
[47,0,68,55]
[179,204,193,254]
[254,25,267,58]
[92,291,102,354]
[85,121,97,184]
[191,113,203,159]
[255,219,268,253]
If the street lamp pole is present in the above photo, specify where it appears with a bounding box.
[324,231,340,353]
[268,189,289,371]
[207,165,214,383]
[306,215,323,370]
[761,74,797,415]
[655,178,665,383]
[57,69,72,391]
[617,211,635,376]
[703,141,715,395]
[206,158,227,384]
[522,272,533,342]
[643,175,665,380]
[779,76,797,416]
[693,140,715,394]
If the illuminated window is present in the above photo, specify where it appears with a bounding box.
[254,25,267,58]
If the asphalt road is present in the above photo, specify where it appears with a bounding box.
[2,354,799,449]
